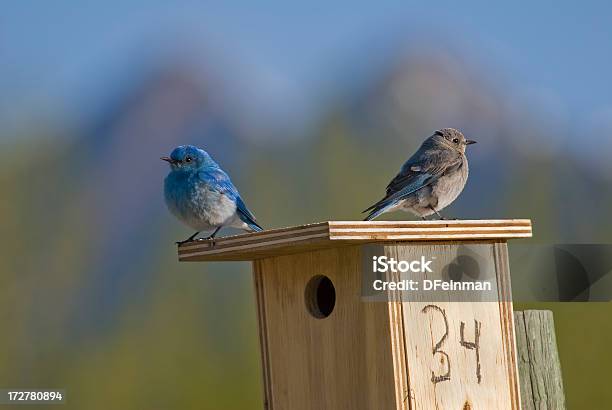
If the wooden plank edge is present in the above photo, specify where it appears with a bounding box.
[178,232,331,260]
[494,243,522,410]
[178,229,330,257]
[179,227,531,255]
[329,226,531,232]
[253,261,274,410]
[330,232,532,240]
[178,220,532,251]
[177,220,532,251]
[178,223,329,252]
[178,232,532,260]
[329,219,532,227]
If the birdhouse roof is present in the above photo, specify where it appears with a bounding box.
[177,219,532,261]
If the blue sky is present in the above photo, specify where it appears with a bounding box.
[3,1,612,138]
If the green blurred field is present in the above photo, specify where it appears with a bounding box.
[2,111,612,408]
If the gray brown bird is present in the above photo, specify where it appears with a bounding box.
[363,128,476,220]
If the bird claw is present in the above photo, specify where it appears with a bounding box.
[176,236,217,246]
[203,236,216,247]
[176,231,202,246]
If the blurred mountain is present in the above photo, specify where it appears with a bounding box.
[340,48,612,240]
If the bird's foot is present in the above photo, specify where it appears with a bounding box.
[433,210,456,220]
[176,231,200,246]
[202,227,222,246]
[428,206,446,220]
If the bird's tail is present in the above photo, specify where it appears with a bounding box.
[362,193,399,221]
[246,221,263,232]
[363,202,395,221]
[238,212,263,232]
[236,197,263,232]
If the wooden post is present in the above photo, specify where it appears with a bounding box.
[179,220,532,409]
[514,310,566,410]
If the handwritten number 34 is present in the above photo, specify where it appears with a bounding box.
[421,304,482,385]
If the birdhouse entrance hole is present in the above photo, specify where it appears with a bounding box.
[305,275,336,318]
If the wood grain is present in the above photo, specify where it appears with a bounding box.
[183,221,531,409]
[252,241,523,409]
[494,242,522,410]
[178,219,532,261]
[391,243,521,409]
[514,310,566,410]
[253,246,406,410]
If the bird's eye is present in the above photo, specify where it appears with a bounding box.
[184,156,192,163]
[452,138,459,144]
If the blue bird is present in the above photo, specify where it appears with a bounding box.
[363,128,476,221]
[162,145,263,244]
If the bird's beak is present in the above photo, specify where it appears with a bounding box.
[465,139,477,145]
[160,156,176,164]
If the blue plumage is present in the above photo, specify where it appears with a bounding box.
[162,145,262,244]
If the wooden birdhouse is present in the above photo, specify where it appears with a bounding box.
[178,219,532,410]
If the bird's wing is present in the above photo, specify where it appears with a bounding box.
[198,168,263,231]
[385,152,463,197]
[363,150,463,220]
[198,168,239,199]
